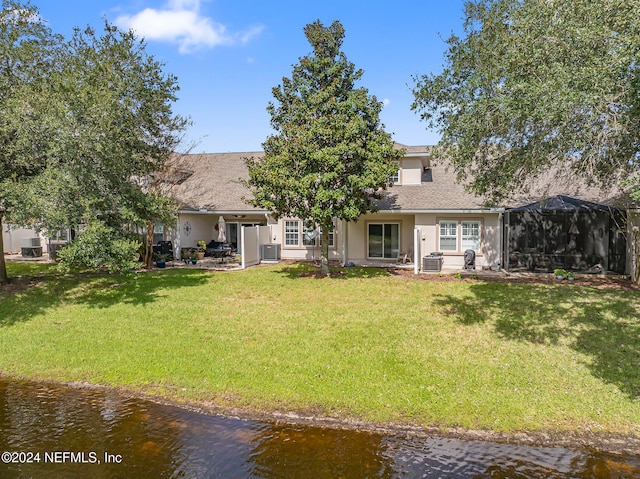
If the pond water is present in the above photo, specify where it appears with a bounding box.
[1,378,639,478]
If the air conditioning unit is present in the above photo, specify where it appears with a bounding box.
[22,237,41,248]
[261,243,281,261]
[422,255,443,272]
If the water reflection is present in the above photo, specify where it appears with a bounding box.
[1,379,639,478]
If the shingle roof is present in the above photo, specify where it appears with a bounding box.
[166,151,267,212]
[164,145,626,213]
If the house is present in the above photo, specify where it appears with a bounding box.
[162,144,634,274]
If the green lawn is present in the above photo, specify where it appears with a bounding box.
[1,261,639,436]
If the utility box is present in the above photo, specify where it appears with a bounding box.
[261,243,281,261]
[21,237,42,257]
[422,254,443,272]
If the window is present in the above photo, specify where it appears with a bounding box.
[285,220,334,248]
[318,226,334,247]
[153,222,164,245]
[50,229,70,242]
[303,224,317,246]
[388,162,400,184]
[461,221,481,251]
[368,223,399,259]
[439,221,458,251]
[439,220,482,252]
[285,220,299,246]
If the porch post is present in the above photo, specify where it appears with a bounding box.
[341,220,348,267]
[175,216,182,260]
[414,227,420,275]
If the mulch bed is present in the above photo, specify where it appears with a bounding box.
[387,268,639,290]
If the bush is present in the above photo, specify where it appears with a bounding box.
[57,221,142,274]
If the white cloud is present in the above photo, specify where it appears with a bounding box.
[382,98,391,106]
[115,0,262,54]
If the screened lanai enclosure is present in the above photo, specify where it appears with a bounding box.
[503,196,627,274]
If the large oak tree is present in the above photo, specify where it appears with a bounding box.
[244,20,402,276]
[0,1,188,281]
[412,0,640,203]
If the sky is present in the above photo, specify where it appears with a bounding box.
[35,0,467,154]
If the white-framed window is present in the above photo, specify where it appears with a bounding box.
[461,221,481,251]
[368,223,400,259]
[285,220,299,246]
[388,162,400,184]
[439,221,458,251]
[439,220,482,252]
[303,224,317,246]
[153,222,164,244]
[318,226,334,247]
[50,229,70,242]
[286,220,334,248]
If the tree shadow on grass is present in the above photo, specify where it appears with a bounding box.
[432,281,640,399]
[0,269,211,328]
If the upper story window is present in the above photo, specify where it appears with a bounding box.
[388,162,400,185]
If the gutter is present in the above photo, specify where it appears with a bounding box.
[178,210,276,218]
[377,208,506,214]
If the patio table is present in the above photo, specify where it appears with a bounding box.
[210,248,233,263]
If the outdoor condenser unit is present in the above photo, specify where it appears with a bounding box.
[261,243,281,261]
[21,237,42,258]
[422,254,443,272]
[22,237,41,248]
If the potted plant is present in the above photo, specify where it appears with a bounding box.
[196,240,206,260]
[154,253,168,268]
[554,268,568,280]
[190,251,198,264]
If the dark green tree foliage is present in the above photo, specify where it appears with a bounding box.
[0,1,187,280]
[55,220,141,274]
[0,0,61,282]
[412,0,640,203]
[245,20,402,275]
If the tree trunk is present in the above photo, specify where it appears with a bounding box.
[320,228,330,277]
[632,226,640,284]
[145,221,154,269]
[0,212,7,283]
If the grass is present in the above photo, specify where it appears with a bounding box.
[1,261,639,437]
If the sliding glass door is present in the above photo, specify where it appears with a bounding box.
[368,223,399,259]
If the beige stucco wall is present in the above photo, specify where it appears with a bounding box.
[413,213,501,270]
[264,211,503,269]
[399,158,424,185]
[275,218,342,261]
[345,213,416,262]
[2,225,47,254]
[171,213,267,260]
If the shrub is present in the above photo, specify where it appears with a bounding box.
[57,221,141,274]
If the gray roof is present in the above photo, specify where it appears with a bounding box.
[165,145,625,213]
[379,162,487,211]
[165,151,267,212]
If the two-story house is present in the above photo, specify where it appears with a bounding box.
[164,145,505,271]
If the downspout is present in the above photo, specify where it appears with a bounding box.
[265,213,274,242]
[413,227,420,275]
[498,212,503,271]
[341,220,348,267]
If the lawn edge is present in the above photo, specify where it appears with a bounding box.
[3,372,639,457]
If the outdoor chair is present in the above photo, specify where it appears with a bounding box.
[397,250,413,264]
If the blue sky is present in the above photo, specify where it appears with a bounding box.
[36,0,466,153]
